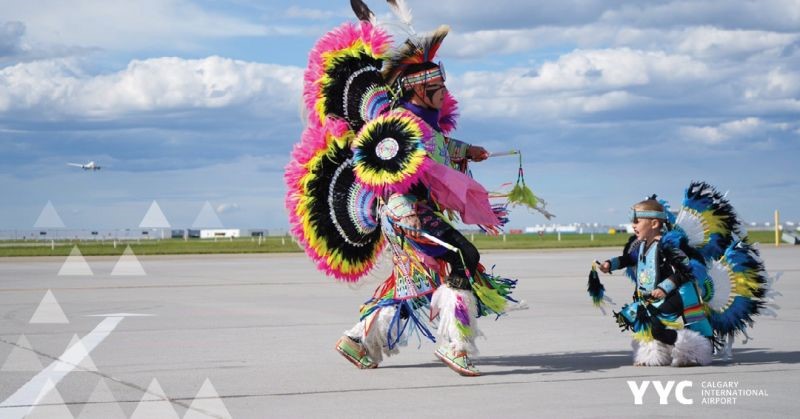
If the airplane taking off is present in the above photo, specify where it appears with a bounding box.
[67,161,102,171]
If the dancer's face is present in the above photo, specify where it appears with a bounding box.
[411,80,447,110]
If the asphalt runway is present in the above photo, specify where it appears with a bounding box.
[0,246,798,418]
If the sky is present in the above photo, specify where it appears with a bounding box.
[1,0,799,232]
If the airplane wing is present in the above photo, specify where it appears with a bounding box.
[67,163,84,167]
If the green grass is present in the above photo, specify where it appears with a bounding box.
[0,237,301,257]
[0,230,783,257]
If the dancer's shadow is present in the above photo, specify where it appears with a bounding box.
[381,348,800,376]
[477,350,632,376]
[713,348,800,366]
[379,350,631,375]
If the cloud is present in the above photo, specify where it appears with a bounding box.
[0,56,303,121]
[674,26,798,59]
[679,117,769,144]
[0,21,26,57]
[413,0,615,30]
[285,6,343,20]
[0,0,269,52]
[600,0,800,32]
[744,67,800,100]
[216,203,241,214]
[453,48,709,120]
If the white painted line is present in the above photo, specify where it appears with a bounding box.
[0,313,151,418]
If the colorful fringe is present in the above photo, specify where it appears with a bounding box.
[454,295,473,338]
[472,266,518,318]
[503,152,554,219]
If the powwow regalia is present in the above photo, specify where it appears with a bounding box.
[285,1,539,376]
[589,182,778,366]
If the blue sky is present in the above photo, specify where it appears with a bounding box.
[1,0,799,231]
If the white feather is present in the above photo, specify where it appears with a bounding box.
[671,329,712,366]
[707,259,733,312]
[675,208,705,247]
[632,340,672,366]
[344,307,400,364]
[431,286,482,355]
[387,0,414,30]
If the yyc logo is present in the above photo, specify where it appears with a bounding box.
[628,380,694,405]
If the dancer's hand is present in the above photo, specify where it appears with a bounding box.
[401,214,421,238]
[467,145,489,162]
[651,288,666,299]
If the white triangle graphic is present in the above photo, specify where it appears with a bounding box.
[33,200,66,228]
[130,378,180,419]
[1,334,44,371]
[184,378,233,419]
[25,379,75,419]
[191,201,224,229]
[111,246,146,276]
[76,379,127,419]
[58,246,94,276]
[29,290,70,324]
[54,334,98,372]
[139,200,171,228]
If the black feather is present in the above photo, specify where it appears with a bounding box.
[350,0,375,22]
[587,266,605,305]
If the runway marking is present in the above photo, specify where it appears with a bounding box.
[0,313,152,418]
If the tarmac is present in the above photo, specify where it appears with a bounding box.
[0,246,798,418]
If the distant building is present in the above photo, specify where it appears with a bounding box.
[525,224,580,233]
[199,229,240,239]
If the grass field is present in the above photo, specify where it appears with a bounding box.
[0,231,782,257]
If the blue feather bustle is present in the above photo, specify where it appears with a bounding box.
[708,241,769,337]
[682,181,742,261]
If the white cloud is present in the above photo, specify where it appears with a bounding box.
[464,48,709,95]
[0,21,26,56]
[600,0,800,32]
[285,6,341,20]
[528,48,707,91]
[454,48,706,120]
[0,0,269,52]
[675,26,798,58]
[216,203,241,214]
[0,56,303,120]
[680,117,766,144]
[447,29,542,58]
[744,67,800,100]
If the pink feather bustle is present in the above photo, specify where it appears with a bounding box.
[303,21,392,126]
[285,118,385,282]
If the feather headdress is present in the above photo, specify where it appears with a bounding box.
[382,25,449,86]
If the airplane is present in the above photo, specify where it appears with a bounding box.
[67,161,102,171]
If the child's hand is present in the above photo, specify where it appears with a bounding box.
[597,261,611,274]
[651,288,666,299]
